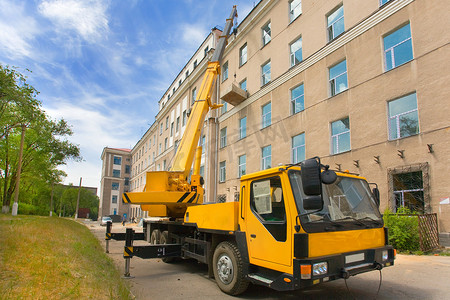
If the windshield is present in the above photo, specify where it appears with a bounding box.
[289,170,383,232]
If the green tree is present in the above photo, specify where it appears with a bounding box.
[0,65,81,214]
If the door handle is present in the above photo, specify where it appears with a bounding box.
[251,234,256,238]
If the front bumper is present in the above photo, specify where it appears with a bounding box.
[261,246,395,291]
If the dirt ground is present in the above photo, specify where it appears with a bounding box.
[84,220,450,299]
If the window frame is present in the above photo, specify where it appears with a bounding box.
[239,43,248,66]
[239,78,247,91]
[238,154,246,178]
[387,92,419,140]
[261,102,272,129]
[383,23,413,71]
[331,117,351,155]
[291,83,305,115]
[261,145,272,170]
[219,161,226,183]
[289,36,303,67]
[239,116,247,139]
[289,0,302,23]
[292,133,306,164]
[261,21,271,47]
[327,5,345,41]
[222,61,229,82]
[220,127,227,148]
[329,59,348,96]
[261,60,271,86]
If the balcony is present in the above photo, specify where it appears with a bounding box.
[220,83,247,107]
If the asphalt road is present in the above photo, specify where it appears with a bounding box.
[85,221,450,300]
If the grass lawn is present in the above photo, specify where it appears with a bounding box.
[0,214,132,299]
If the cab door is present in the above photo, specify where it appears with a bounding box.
[242,175,292,270]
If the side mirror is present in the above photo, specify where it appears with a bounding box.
[372,187,380,207]
[321,169,337,184]
[300,158,321,196]
[303,195,324,211]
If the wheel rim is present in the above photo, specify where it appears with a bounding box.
[217,254,233,284]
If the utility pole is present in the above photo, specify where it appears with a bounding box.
[12,124,26,216]
[75,177,82,220]
[50,182,54,217]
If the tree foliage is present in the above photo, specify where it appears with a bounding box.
[383,207,420,252]
[0,64,82,214]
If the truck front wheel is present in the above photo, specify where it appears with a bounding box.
[212,241,249,295]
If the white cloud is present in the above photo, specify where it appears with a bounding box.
[0,0,40,59]
[38,0,109,43]
[181,23,208,47]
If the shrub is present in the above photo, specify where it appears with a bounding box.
[383,207,420,251]
[18,203,48,216]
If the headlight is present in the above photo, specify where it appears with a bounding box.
[382,250,388,261]
[313,262,328,276]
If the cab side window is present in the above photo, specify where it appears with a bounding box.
[250,176,287,241]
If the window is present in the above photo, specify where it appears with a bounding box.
[125,177,129,186]
[159,123,163,135]
[238,155,246,178]
[153,135,156,145]
[384,23,413,71]
[112,182,119,190]
[219,161,226,183]
[176,117,180,132]
[393,171,424,213]
[329,59,348,96]
[193,60,198,69]
[204,46,209,57]
[239,117,247,139]
[113,156,121,165]
[250,177,286,241]
[182,110,187,126]
[262,102,271,128]
[292,133,305,164]
[239,43,247,66]
[220,127,227,148]
[262,22,271,46]
[192,88,197,105]
[331,117,350,154]
[125,165,131,174]
[173,87,175,94]
[112,195,117,204]
[163,160,166,170]
[113,169,120,178]
[261,145,272,170]
[222,61,228,81]
[201,135,205,154]
[219,101,226,116]
[289,0,302,22]
[164,138,168,150]
[165,116,169,129]
[159,143,162,154]
[170,122,174,137]
[327,5,344,41]
[261,60,271,86]
[200,165,204,177]
[291,84,304,114]
[185,70,189,79]
[388,93,419,140]
[240,78,247,91]
[290,37,302,67]
[179,79,182,87]
[380,0,392,6]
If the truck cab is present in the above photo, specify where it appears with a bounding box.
[234,162,394,292]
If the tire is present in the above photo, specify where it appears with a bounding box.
[160,231,175,263]
[150,229,161,245]
[212,241,249,295]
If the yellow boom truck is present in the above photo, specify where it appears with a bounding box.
[121,6,395,296]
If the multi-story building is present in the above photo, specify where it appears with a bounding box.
[100,0,450,236]
[99,147,132,218]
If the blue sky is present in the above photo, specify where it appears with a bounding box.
[0,0,254,191]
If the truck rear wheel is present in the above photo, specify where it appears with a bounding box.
[160,231,175,263]
[213,241,249,295]
[150,229,161,245]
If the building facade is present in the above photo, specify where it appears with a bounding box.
[99,148,132,218]
[100,0,450,233]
